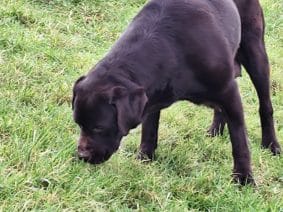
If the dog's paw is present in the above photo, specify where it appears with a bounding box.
[207,125,224,137]
[262,142,281,155]
[271,147,281,155]
[232,172,256,186]
[136,151,154,162]
[271,144,281,155]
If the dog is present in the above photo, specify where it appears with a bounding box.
[72,0,281,185]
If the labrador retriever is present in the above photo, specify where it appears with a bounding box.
[72,0,281,185]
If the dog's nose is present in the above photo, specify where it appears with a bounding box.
[77,150,91,159]
[77,145,91,160]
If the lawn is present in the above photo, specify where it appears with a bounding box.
[0,0,282,211]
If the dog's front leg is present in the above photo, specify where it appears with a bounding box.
[137,111,160,161]
[220,81,255,185]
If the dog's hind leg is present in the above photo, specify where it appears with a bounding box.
[239,27,281,155]
[207,58,242,137]
[207,109,226,137]
[137,111,160,160]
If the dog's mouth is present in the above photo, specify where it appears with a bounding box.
[77,150,113,164]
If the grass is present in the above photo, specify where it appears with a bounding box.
[0,0,282,211]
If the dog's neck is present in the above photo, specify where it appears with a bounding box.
[93,61,175,115]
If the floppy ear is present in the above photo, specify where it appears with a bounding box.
[109,86,148,136]
[72,76,86,110]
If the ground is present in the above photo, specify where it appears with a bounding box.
[0,0,282,211]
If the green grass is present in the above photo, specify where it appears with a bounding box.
[0,0,282,211]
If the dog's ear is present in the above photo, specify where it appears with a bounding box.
[72,76,86,110]
[109,86,148,136]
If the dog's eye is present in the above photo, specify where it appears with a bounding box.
[92,127,104,133]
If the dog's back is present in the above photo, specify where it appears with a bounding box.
[111,0,240,57]
[100,0,241,96]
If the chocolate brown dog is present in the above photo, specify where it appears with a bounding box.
[72,0,281,185]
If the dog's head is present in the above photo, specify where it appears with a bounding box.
[72,74,148,164]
